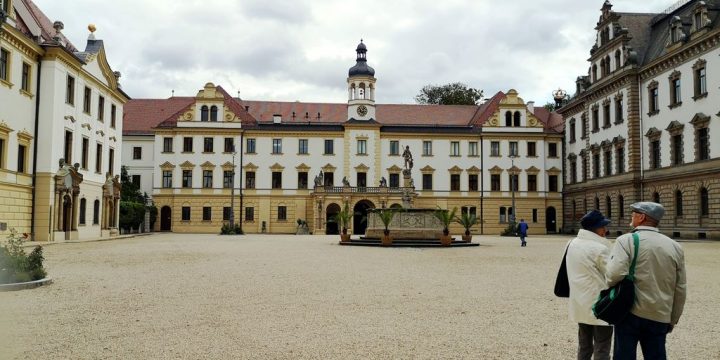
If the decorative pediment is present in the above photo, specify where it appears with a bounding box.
[645,127,662,138]
[322,163,337,172]
[269,163,285,171]
[17,130,33,142]
[55,160,83,191]
[499,89,525,106]
[224,107,238,122]
[109,136,117,142]
[547,167,562,175]
[196,83,226,101]
[508,165,521,175]
[690,113,711,128]
[612,135,626,145]
[567,153,577,161]
[448,165,463,174]
[81,123,92,130]
[420,165,435,173]
[489,165,504,174]
[64,115,76,123]
[296,163,311,172]
[600,140,612,149]
[96,130,105,137]
[354,163,369,172]
[179,161,195,169]
[221,161,235,170]
[243,162,258,170]
[466,166,481,174]
[589,143,600,152]
[200,161,216,169]
[665,120,684,134]
[526,166,540,175]
[0,121,12,134]
[579,149,587,157]
[386,164,402,172]
[159,161,175,170]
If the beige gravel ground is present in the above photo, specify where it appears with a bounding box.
[1,234,719,359]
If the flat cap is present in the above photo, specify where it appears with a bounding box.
[630,201,665,221]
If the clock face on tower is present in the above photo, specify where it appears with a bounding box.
[357,105,368,117]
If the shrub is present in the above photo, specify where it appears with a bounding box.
[220,223,243,235]
[0,229,47,284]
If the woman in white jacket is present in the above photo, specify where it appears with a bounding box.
[566,210,613,360]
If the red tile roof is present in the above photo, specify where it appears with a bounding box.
[21,0,78,52]
[532,106,565,134]
[123,97,195,135]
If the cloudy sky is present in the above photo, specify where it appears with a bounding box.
[35,0,670,105]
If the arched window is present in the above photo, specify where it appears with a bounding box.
[93,199,100,225]
[675,190,683,217]
[594,197,600,210]
[210,106,218,122]
[605,55,611,75]
[700,187,709,217]
[79,198,87,225]
[618,195,625,219]
[500,207,507,223]
[600,59,606,77]
[592,64,598,82]
[653,192,660,204]
[615,50,622,69]
[200,106,209,122]
[513,111,521,127]
[505,111,512,127]
[359,83,366,99]
[606,196,612,218]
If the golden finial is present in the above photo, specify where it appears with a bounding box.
[88,24,96,33]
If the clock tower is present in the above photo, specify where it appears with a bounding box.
[347,40,376,121]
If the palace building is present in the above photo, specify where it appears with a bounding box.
[123,41,564,236]
[0,0,129,241]
[558,0,720,239]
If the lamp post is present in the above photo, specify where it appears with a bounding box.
[510,155,517,225]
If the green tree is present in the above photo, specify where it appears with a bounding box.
[415,83,484,105]
[120,166,144,203]
[119,166,148,231]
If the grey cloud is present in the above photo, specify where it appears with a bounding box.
[239,0,311,24]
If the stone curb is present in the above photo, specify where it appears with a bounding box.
[20,233,155,248]
[0,277,53,292]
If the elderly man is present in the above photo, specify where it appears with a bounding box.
[605,202,686,360]
[566,210,613,360]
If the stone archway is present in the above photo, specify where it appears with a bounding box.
[326,203,341,235]
[353,200,375,235]
[160,206,172,231]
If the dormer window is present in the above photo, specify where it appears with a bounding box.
[201,105,209,122]
[614,50,622,70]
[670,17,685,43]
[210,105,218,122]
[513,111,521,127]
[505,111,512,126]
[1,0,10,14]
[693,3,709,32]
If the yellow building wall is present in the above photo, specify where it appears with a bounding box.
[0,179,33,237]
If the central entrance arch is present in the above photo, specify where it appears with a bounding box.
[353,200,375,235]
[160,206,172,231]
[326,203,341,235]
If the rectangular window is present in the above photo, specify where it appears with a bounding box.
[64,131,73,164]
[357,139,367,155]
[202,207,212,221]
[422,141,432,156]
[224,138,234,153]
[616,147,625,174]
[509,142,518,157]
[532,209,538,223]
[491,141,500,156]
[203,137,214,153]
[528,174,537,192]
[650,87,659,113]
[593,154,600,178]
[245,207,254,221]
[527,142,536,157]
[389,173,400,188]
[183,137,193,152]
[469,174,478,191]
[272,139,282,154]
[0,48,8,81]
[651,140,661,169]
[246,138,256,153]
[83,87,91,114]
[390,141,399,155]
[98,96,105,121]
[17,145,26,173]
[509,174,519,191]
[182,170,192,188]
[450,174,460,191]
[324,139,334,155]
[356,172,366,187]
[162,170,172,188]
[695,67,707,97]
[603,103,611,128]
[672,134,683,165]
[21,62,30,92]
[491,174,501,191]
[298,172,308,189]
[245,171,255,189]
[223,171,233,188]
[324,172,334,187]
[671,78,681,106]
[182,207,191,221]
[298,139,308,154]
[81,138,89,169]
[592,108,599,131]
[548,143,558,158]
[615,98,624,123]
[423,174,432,190]
[582,156,588,181]
[698,128,709,161]
[1,0,8,14]
[570,161,577,184]
[66,75,75,105]
[111,104,117,128]
[569,121,576,142]
[272,172,282,189]
[450,141,460,156]
[132,175,141,187]
[203,170,213,188]
[163,137,173,153]
[604,150,612,176]
[223,207,231,221]
[278,206,287,221]
[469,142,478,156]
[0,138,4,169]
[132,146,142,160]
[95,144,102,173]
[108,148,114,175]
[549,175,559,192]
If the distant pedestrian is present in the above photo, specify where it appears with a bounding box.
[567,210,613,360]
[606,202,686,360]
[517,219,529,247]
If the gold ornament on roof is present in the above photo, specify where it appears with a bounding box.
[88,24,96,33]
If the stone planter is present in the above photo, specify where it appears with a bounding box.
[440,235,453,246]
[462,234,473,243]
[340,234,351,243]
[382,234,393,247]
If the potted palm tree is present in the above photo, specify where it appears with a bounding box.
[455,211,479,242]
[332,203,353,243]
[434,206,458,246]
[376,208,398,246]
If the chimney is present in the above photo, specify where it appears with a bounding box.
[527,101,535,113]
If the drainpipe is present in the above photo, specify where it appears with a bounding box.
[30,58,42,239]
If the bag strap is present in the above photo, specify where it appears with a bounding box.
[628,233,640,280]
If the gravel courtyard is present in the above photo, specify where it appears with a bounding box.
[1,234,719,359]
